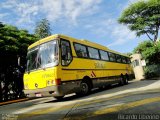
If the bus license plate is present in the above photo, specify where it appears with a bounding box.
[35,93,42,97]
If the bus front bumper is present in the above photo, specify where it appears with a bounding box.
[23,85,64,98]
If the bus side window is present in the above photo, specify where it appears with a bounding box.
[88,47,100,59]
[108,52,116,62]
[122,56,127,63]
[126,58,131,64]
[116,54,122,63]
[74,43,88,58]
[99,50,109,61]
[61,40,72,66]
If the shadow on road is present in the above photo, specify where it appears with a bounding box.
[45,83,127,103]
[45,80,159,103]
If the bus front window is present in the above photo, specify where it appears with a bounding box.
[26,40,59,72]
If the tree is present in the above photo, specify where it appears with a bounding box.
[35,18,51,39]
[133,40,160,78]
[119,0,160,42]
[0,22,37,101]
[133,41,160,64]
[0,24,38,64]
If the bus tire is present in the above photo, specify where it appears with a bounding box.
[78,81,91,96]
[119,75,124,86]
[124,74,129,85]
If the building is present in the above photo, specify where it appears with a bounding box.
[130,54,146,80]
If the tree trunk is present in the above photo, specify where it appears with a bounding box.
[146,32,153,41]
[154,26,159,42]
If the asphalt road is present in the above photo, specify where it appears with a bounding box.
[0,80,160,120]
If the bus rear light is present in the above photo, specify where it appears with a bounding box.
[55,78,61,85]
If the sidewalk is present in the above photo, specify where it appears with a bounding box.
[131,77,160,81]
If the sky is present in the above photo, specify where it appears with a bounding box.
[0,0,148,53]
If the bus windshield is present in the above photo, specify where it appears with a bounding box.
[26,40,59,72]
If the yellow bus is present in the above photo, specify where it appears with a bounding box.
[23,34,133,99]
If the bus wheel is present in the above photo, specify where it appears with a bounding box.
[79,81,90,96]
[54,96,64,100]
[124,75,129,85]
[119,76,124,86]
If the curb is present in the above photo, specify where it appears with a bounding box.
[0,98,29,106]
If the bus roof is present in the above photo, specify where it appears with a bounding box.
[28,34,129,57]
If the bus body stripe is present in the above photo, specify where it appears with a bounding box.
[92,71,96,77]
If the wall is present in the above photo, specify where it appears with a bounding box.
[130,54,145,80]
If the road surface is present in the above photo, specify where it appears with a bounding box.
[0,80,160,120]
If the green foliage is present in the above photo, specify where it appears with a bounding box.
[133,40,160,78]
[35,18,51,39]
[119,0,160,42]
[0,22,38,101]
[133,41,153,53]
[0,22,38,67]
[144,64,160,78]
[133,40,160,64]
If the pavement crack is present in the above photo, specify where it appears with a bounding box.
[63,103,77,119]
